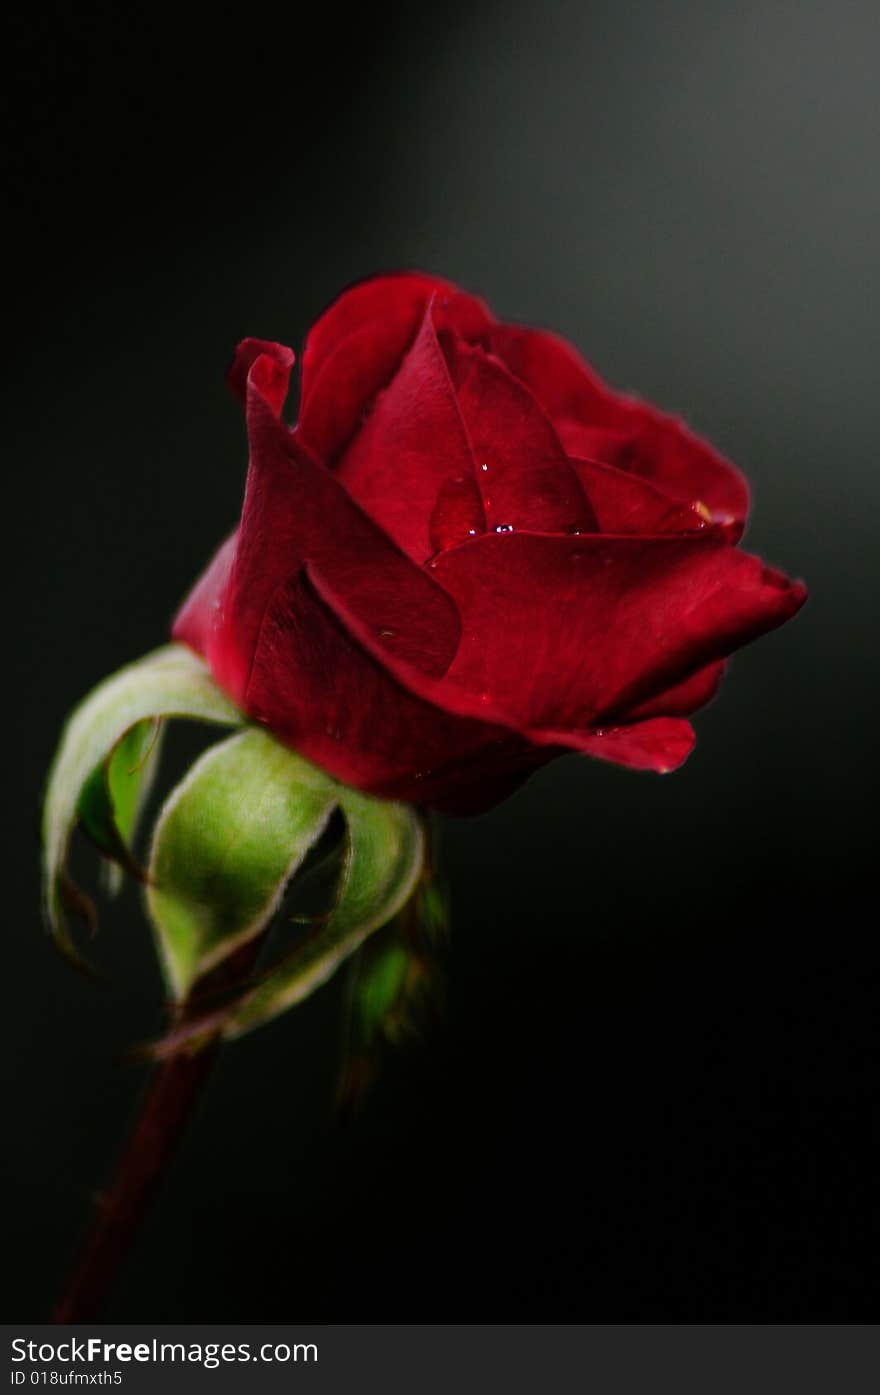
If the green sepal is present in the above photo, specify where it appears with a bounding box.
[77,718,164,890]
[337,864,450,1111]
[223,791,425,1039]
[145,728,339,999]
[42,644,243,962]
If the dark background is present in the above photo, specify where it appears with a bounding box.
[4,0,877,1320]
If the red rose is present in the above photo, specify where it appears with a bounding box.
[174,273,805,812]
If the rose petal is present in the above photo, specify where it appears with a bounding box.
[301,272,492,404]
[430,532,804,730]
[298,310,430,464]
[625,661,726,720]
[174,340,463,702]
[172,531,238,665]
[432,287,496,340]
[244,572,528,811]
[570,455,716,536]
[306,562,698,781]
[311,531,804,738]
[334,305,481,561]
[559,415,749,535]
[490,324,750,531]
[429,471,486,553]
[531,717,697,773]
[444,341,597,535]
[488,325,629,427]
[227,337,295,415]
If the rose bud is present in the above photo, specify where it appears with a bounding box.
[174,273,805,814]
[40,277,809,1318]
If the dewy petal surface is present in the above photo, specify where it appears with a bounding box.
[174,341,554,810]
[571,456,714,536]
[173,273,806,809]
[444,340,597,535]
[558,416,749,533]
[334,305,479,561]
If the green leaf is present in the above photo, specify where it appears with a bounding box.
[145,728,339,999]
[224,792,425,1039]
[42,644,243,959]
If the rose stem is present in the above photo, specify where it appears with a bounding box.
[53,944,257,1323]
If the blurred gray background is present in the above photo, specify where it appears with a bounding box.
[4,0,877,1318]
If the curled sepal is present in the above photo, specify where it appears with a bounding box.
[77,718,164,895]
[146,728,339,999]
[42,644,243,961]
[223,793,426,1039]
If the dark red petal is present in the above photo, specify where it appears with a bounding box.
[432,287,496,340]
[530,717,697,773]
[560,416,749,535]
[301,272,492,404]
[178,339,464,704]
[625,661,726,720]
[172,531,238,669]
[298,307,429,464]
[428,532,805,731]
[307,562,700,781]
[570,454,715,536]
[488,325,630,428]
[444,341,596,535]
[227,338,294,415]
[334,305,480,561]
[489,324,750,532]
[309,531,805,738]
[429,471,486,553]
[245,571,537,811]
[625,409,749,531]
[556,423,637,462]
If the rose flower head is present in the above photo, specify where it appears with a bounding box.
[174,272,806,812]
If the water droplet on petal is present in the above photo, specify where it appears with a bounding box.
[377,627,397,640]
[494,523,514,534]
[429,472,485,552]
[480,462,489,472]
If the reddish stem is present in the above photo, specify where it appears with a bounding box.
[53,947,257,1323]
[53,1036,221,1322]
